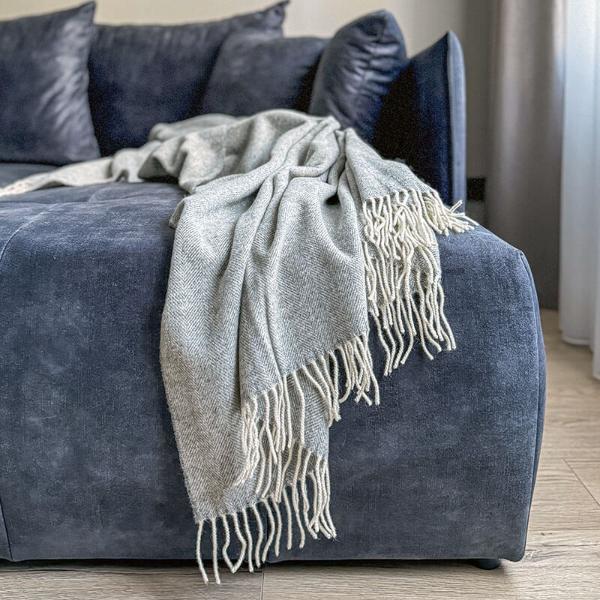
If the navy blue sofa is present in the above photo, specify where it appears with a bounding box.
[0,7,544,568]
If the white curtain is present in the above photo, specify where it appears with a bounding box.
[559,0,600,378]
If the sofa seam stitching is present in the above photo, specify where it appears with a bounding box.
[519,251,544,554]
[445,36,454,202]
[0,492,13,560]
[0,202,63,561]
[0,202,61,268]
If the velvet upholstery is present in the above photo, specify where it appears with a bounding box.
[0,3,100,165]
[88,2,287,155]
[0,163,55,187]
[0,14,543,566]
[309,11,407,144]
[375,32,466,206]
[202,32,327,115]
[0,183,544,562]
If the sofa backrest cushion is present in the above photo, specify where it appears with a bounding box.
[88,2,287,156]
[0,2,100,165]
[373,32,466,205]
[202,31,326,116]
[309,11,406,144]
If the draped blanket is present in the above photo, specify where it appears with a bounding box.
[0,110,472,582]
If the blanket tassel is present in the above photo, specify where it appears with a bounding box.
[194,187,473,584]
[361,190,473,372]
[195,444,334,583]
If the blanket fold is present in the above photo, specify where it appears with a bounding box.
[0,110,472,583]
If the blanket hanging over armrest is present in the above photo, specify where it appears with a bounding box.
[0,110,473,582]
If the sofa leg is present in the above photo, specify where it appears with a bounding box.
[473,558,501,570]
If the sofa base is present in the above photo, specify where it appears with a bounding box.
[0,181,545,564]
[472,559,501,570]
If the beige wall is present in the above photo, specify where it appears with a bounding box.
[0,0,491,177]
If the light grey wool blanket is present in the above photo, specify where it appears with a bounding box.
[1,110,472,582]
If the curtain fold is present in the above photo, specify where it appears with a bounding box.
[559,0,600,378]
[487,0,565,308]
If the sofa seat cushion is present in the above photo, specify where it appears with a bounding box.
[0,163,56,188]
[0,181,543,562]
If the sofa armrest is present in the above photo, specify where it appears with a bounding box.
[274,226,545,563]
[374,32,466,208]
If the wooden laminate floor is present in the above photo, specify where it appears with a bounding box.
[1,310,599,599]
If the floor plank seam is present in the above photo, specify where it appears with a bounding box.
[564,459,600,509]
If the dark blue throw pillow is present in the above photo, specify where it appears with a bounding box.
[0,3,100,165]
[309,11,407,143]
[89,2,288,156]
[202,31,327,116]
